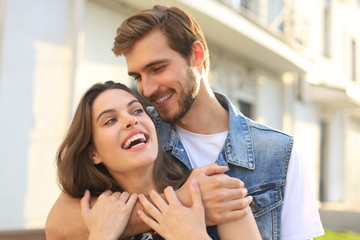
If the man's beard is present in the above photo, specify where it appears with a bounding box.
[156,68,199,124]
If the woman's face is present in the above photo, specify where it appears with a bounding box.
[91,89,158,176]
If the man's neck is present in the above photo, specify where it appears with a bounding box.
[175,80,229,134]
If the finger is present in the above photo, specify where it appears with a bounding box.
[118,191,130,202]
[213,195,253,212]
[163,186,181,206]
[233,195,253,210]
[209,174,244,189]
[203,164,228,176]
[211,186,248,201]
[111,191,121,199]
[204,196,253,225]
[80,190,91,215]
[101,190,113,197]
[226,187,249,201]
[220,205,252,223]
[137,210,160,231]
[126,193,138,207]
[189,179,203,208]
[138,194,162,219]
[149,189,169,212]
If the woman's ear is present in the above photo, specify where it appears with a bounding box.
[191,41,205,68]
[89,148,102,165]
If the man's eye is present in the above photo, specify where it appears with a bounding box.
[133,75,142,81]
[104,118,116,125]
[154,66,165,72]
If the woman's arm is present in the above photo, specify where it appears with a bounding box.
[217,204,262,240]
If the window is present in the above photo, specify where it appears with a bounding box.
[319,121,329,202]
[323,0,331,57]
[295,74,304,102]
[351,39,357,82]
[238,100,253,119]
[267,0,285,32]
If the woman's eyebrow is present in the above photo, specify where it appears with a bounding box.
[96,99,140,122]
[127,99,140,107]
[96,109,115,122]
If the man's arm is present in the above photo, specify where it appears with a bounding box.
[46,192,88,240]
[45,164,251,239]
[45,192,151,240]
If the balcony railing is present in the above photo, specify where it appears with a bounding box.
[216,0,309,51]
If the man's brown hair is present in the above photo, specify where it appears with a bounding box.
[112,5,210,73]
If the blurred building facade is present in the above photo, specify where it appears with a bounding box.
[0,0,359,235]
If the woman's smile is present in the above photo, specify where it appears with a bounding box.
[122,130,149,151]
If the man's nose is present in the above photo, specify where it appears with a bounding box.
[140,75,159,99]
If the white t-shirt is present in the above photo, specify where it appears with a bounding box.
[176,126,324,240]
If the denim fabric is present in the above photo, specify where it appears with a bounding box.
[147,93,293,240]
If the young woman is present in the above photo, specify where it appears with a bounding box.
[56,81,261,240]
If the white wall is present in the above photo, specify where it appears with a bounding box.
[72,0,131,111]
[0,0,130,230]
[0,0,74,229]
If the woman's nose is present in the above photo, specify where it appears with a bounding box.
[125,116,138,129]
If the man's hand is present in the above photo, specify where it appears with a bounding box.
[176,164,253,225]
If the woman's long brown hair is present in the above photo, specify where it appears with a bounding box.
[57,81,184,197]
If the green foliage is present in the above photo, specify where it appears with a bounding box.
[315,229,360,240]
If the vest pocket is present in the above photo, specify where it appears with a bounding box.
[248,184,283,218]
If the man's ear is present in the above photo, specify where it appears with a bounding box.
[191,41,205,68]
[89,148,102,165]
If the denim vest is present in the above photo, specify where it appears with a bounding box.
[148,93,293,240]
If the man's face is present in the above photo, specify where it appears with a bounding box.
[125,29,200,123]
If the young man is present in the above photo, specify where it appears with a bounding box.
[46,5,324,240]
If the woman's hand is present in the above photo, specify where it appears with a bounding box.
[80,190,138,240]
[137,179,211,240]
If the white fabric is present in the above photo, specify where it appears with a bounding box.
[176,126,324,240]
[175,126,227,168]
[280,145,324,240]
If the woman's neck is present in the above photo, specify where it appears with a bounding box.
[112,167,157,195]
